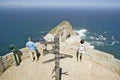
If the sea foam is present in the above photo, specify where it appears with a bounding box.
[74,29,87,39]
[74,29,95,49]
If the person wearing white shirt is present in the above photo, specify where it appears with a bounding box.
[77,39,85,61]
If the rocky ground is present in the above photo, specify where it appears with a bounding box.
[0,35,120,80]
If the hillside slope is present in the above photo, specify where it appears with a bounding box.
[0,21,120,80]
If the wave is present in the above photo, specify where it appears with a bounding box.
[90,41,105,46]
[110,35,119,46]
[74,29,95,49]
[73,29,119,48]
[89,34,119,47]
[74,29,87,39]
[88,34,107,41]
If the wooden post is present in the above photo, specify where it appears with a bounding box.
[41,35,61,80]
[54,36,60,80]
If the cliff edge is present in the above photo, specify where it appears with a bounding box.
[0,20,120,80]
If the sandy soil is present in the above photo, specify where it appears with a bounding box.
[0,41,120,80]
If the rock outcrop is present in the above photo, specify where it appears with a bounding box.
[0,48,30,76]
[47,20,74,41]
[0,20,120,80]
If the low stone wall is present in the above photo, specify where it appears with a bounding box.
[0,48,30,76]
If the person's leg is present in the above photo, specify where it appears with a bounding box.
[33,51,38,61]
[76,50,79,61]
[29,51,34,61]
[80,53,82,61]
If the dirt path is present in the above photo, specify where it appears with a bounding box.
[0,42,119,80]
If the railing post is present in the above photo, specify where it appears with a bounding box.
[8,45,19,66]
[13,51,19,66]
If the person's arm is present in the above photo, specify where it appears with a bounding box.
[33,42,36,49]
[26,43,28,48]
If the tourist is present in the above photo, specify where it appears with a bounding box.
[39,35,46,43]
[39,35,47,50]
[77,39,85,61]
[26,37,37,62]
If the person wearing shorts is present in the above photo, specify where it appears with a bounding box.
[26,37,37,62]
[77,39,85,61]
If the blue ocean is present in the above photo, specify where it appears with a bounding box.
[0,7,120,59]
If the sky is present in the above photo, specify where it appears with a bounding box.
[0,0,120,8]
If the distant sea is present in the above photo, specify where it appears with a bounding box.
[0,7,120,59]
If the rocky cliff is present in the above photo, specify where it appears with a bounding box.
[47,20,75,41]
[0,20,120,80]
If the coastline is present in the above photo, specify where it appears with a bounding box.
[0,21,120,79]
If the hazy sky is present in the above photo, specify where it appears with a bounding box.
[0,0,120,8]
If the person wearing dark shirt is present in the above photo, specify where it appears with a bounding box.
[39,35,46,43]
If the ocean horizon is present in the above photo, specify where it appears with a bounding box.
[0,7,120,59]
